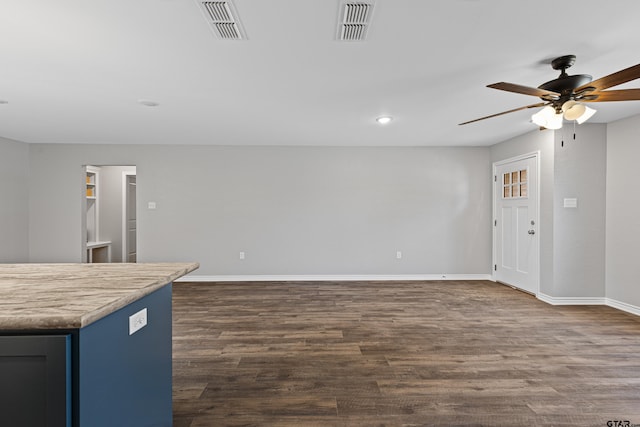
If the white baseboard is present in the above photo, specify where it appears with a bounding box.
[175,273,492,282]
[605,298,640,316]
[537,293,606,306]
[537,293,640,317]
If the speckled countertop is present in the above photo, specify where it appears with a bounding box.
[0,262,199,330]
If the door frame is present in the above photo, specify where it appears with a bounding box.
[82,165,101,263]
[122,171,137,263]
[492,151,541,295]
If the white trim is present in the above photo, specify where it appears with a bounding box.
[605,298,640,317]
[537,293,640,317]
[175,274,492,282]
[122,171,137,263]
[493,151,541,167]
[492,151,541,295]
[83,165,101,262]
[537,293,606,305]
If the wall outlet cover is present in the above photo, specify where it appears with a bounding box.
[129,308,148,335]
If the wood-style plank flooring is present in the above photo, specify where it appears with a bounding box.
[172,281,640,426]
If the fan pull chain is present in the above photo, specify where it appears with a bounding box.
[573,121,577,141]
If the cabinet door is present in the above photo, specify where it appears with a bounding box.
[0,335,71,427]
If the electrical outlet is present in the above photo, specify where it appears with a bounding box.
[239,251,245,260]
[396,251,402,259]
[148,202,156,210]
[129,308,148,335]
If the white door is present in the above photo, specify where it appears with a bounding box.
[494,155,538,294]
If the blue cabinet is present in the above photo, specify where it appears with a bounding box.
[76,283,173,426]
[0,284,173,427]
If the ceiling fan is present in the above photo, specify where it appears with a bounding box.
[459,55,640,129]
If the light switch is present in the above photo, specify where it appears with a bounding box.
[563,198,578,208]
[148,202,156,210]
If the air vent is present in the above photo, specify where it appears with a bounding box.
[198,1,247,40]
[337,2,374,41]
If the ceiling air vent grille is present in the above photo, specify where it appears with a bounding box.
[198,1,247,40]
[337,2,374,41]
[344,3,371,23]
[204,1,232,21]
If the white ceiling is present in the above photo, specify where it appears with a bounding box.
[1,0,640,147]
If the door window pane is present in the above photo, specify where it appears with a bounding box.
[502,167,529,199]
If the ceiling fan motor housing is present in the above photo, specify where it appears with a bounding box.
[540,74,594,112]
[539,74,593,94]
[539,56,593,111]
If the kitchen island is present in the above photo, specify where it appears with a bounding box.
[0,262,198,427]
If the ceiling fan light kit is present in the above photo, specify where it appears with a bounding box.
[531,100,597,128]
[531,106,563,129]
[576,106,596,124]
[561,100,583,119]
[460,55,640,130]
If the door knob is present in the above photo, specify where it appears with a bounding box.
[528,230,535,235]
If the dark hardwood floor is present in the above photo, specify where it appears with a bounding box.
[172,281,640,426]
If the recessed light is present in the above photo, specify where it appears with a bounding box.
[376,116,393,125]
[138,99,159,107]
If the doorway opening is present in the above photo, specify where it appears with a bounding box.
[83,165,137,263]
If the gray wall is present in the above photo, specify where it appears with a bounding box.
[553,124,606,298]
[606,114,640,307]
[0,137,29,262]
[7,117,640,309]
[27,144,492,276]
[490,129,555,295]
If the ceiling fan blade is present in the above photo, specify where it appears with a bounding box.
[583,89,640,102]
[576,63,640,92]
[459,102,547,125]
[487,82,560,99]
